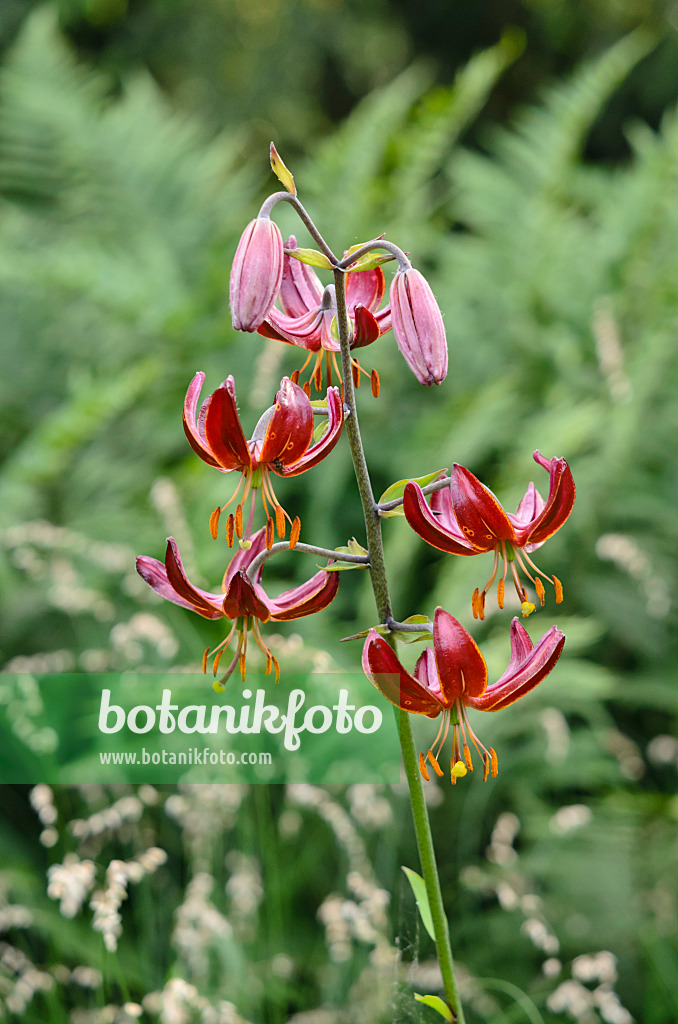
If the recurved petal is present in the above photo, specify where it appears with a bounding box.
[351,305,381,349]
[203,377,252,471]
[450,464,516,547]
[522,452,575,546]
[222,570,271,621]
[466,621,565,712]
[279,235,323,316]
[183,373,222,468]
[345,265,385,314]
[277,386,343,476]
[432,608,487,706]
[144,539,226,619]
[266,568,339,620]
[257,378,314,466]
[362,631,443,717]
[509,481,545,529]
[262,305,324,351]
[403,481,479,555]
[223,527,268,589]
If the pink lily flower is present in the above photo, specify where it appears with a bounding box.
[390,266,448,386]
[230,215,284,332]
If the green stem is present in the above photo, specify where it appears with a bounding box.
[332,266,466,1023]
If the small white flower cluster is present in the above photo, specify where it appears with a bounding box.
[110,611,179,663]
[0,942,53,1015]
[347,784,393,829]
[225,852,263,942]
[143,978,249,1024]
[173,872,232,980]
[30,783,60,847]
[165,785,246,867]
[69,793,145,841]
[90,848,167,952]
[547,951,633,1024]
[47,854,97,918]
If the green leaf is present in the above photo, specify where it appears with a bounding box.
[346,252,397,272]
[340,614,432,642]
[402,866,435,940]
[379,469,447,517]
[320,538,370,571]
[270,141,296,196]
[414,994,454,1022]
[285,247,334,270]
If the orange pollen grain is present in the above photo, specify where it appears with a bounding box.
[535,577,546,606]
[428,750,444,778]
[463,743,473,772]
[497,578,505,609]
[202,647,209,674]
[209,506,221,540]
[275,505,286,539]
[490,748,498,777]
[225,514,235,547]
[370,368,380,397]
[289,516,301,549]
[418,752,430,781]
[553,575,564,603]
[234,504,243,538]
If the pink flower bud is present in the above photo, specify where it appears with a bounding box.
[389,267,448,386]
[230,216,284,332]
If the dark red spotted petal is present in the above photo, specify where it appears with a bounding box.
[203,377,252,471]
[222,570,271,621]
[449,464,516,546]
[265,568,339,620]
[403,482,481,555]
[157,539,226,618]
[362,631,443,717]
[351,305,381,349]
[276,386,344,476]
[183,373,222,468]
[467,621,565,712]
[521,452,575,547]
[257,378,314,467]
[432,608,487,706]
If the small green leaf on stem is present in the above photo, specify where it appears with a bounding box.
[320,538,369,571]
[414,994,454,1022]
[340,614,432,642]
[285,247,334,270]
[402,866,436,940]
[379,469,448,517]
[270,142,296,196]
[347,253,397,272]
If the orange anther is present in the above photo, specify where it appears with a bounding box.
[201,647,209,674]
[212,649,224,675]
[352,361,360,388]
[289,516,301,550]
[418,752,430,781]
[370,368,380,397]
[234,504,243,538]
[427,750,444,778]
[225,514,235,547]
[535,577,546,606]
[314,364,323,392]
[463,743,473,772]
[482,753,490,783]
[266,517,274,550]
[290,370,300,385]
[209,506,221,540]
[490,748,498,777]
[303,381,311,398]
[275,505,286,539]
[497,578,505,609]
[272,654,281,684]
[553,575,564,603]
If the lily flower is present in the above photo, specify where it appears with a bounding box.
[257,236,392,394]
[362,608,565,782]
[390,266,448,386]
[136,527,339,688]
[183,372,344,545]
[230,215,284,332]
[403,451,575,619]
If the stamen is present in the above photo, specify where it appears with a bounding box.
[266,517,274,550]
[482,753,489,782]
[463,743,473,772]
[239,652,247,680]
[553,575,564,603]
[289,516,301,549]
[266,652,273,675]
[418,752,430,782]
[332,353,342,385]
[427,750,444,778]
[290,369,300,385]
[235,504,243,538]
[314,362,323,392]
[497,578,505,608]
[275,504,286,539]
[534,577,546,606]
[271,654,280,684]
[209,506,221,540]
[370,368,380,397]
[201,647,209,674]
[225,514,235,547]
[303,381,311,397]
[352,360,360,388]
[325,351,332,388]
[212,648,225,675]
[472,587,486,620]
[490,748,498,777]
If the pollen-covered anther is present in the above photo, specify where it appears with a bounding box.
[303,381,311,398]
[497,578,505,609]
[418,752,431,781]
[239,652,247,680]
[212,649,225,675]
[427,750,444,778]
[490,748,498,777]
[521,600,536,617]
[553,575,564,603]
[482,753,490,783]
[463,743,473,772]
[271,654,281,684]
[201,647,209,674]
[352,361,360,388]
[472,587,486,620]
[314,364,323,392]
[535,577,546,606]
[274,504,286,539]
[370,368,380,397]
[209,506,221,540]
[289,516,301,550]
[265,517,274,550]
[290,370,300,384]
[451,760,467,779]
[234,504,243,539]
[225,514,235,547]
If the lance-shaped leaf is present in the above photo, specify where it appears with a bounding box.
[284,247,335,270]
[341,614,432,642]
[379,469,448,518]
[402,866,435,940]
[321,538,370,572]
[270,141,296,196]
[413,994,454,1022]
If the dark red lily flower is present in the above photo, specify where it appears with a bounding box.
[257,236,392,394]
[362,607,565,782]
[136,527,339,687]
[183,372,343,544]
[403,451,575,619]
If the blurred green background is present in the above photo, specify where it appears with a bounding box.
[1,1,678,1021]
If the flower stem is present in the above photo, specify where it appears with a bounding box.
[332,266,466,1023]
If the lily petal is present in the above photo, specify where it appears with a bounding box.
[450,465,516,546]
[467,620,565,711]
[152,539,226,618]
[265,569,339,620]
[362,631,443,716]
[203,377,252,471]
[222,570,271,621]
[256,378,314,467]
[345,265,385,314]
[183,373,222,469]
[277,386,344,476]
[279,236,323,316]
[432,608,488,705]
[403,481,480,555]
[351,305,381,348]
[522,452,575,547]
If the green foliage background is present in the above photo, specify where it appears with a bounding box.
[1,3,678,1022]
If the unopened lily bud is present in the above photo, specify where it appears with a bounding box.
[389,267,448,386]
[230,215,284,332]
